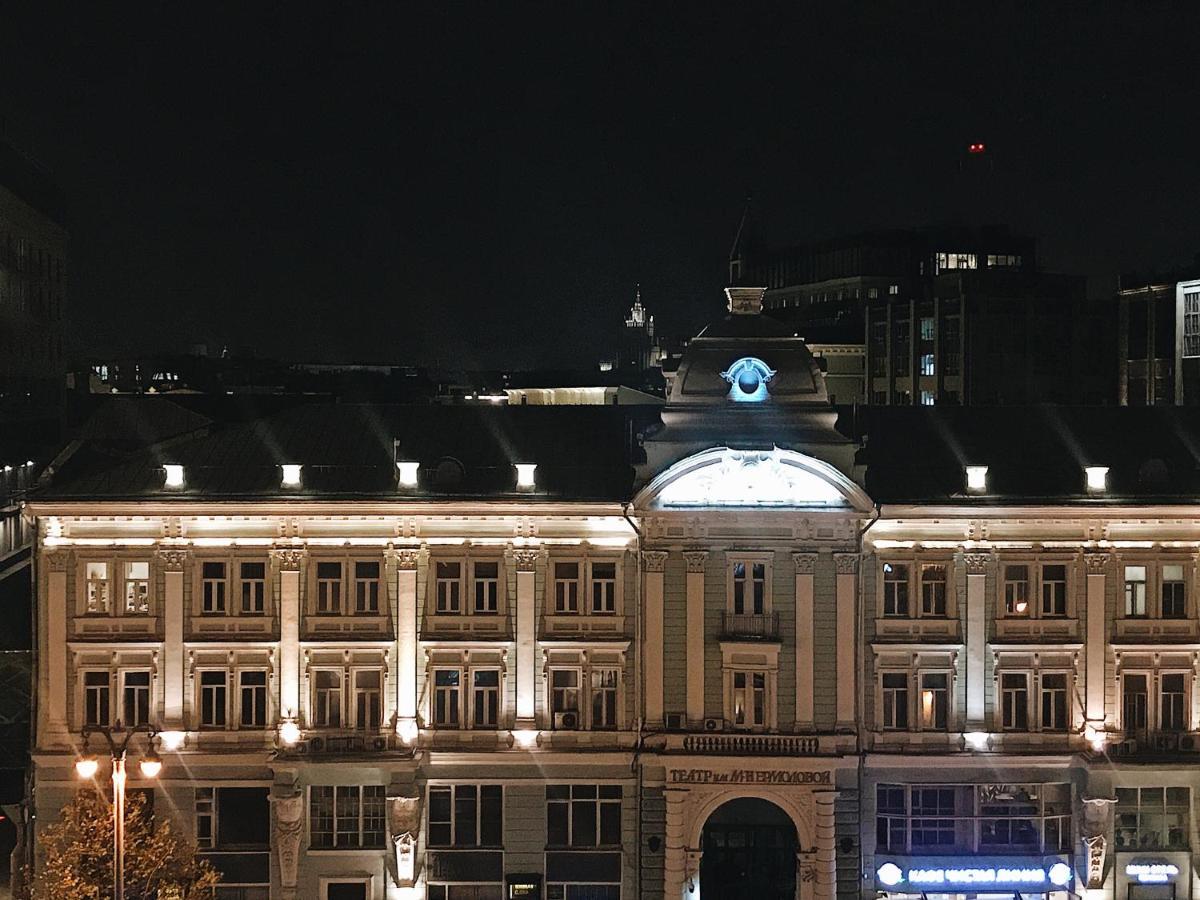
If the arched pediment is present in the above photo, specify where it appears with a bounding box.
[634,446,873,511]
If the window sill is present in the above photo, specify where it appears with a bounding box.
[1115,618,1198,639]
[73,615,159,637]
[542,615,626,637]
[305,614,390,637]
[874,617,960,640]
[189,615,277,637]
[421,614,509,639]
[995,617,1079,640]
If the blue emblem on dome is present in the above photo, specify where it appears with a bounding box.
[720,357,776,402]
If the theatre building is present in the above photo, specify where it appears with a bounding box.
[24,287,1200,900]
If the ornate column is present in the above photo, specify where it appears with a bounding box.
[272,789,305,900]
[1084,553,1110,732]
[793,553,818,731]
[833,554,857,731]
[684,550,708,725]
[271,546,305,725]
[964,552,990,728]
[157,547,189,729]
[391,546,421,740]
[513,548,541,727]
[43,549,70,745]
[813,790,839,900]
[643,551,669,728]
[388,793,423,887]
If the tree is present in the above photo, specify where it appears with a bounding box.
[31,788,220,899]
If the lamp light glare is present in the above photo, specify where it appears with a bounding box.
[163,464,185,488]
[139,752,162,778]
[1084,723,1106,752]
[281,464,302,487]
[515,463,537,489]
[513,728,539,749]
[74,755,99,779]
[1048,863,1073,887]
[1085,466,1109,492]
[158,730,186,751]
[397,461,420,487]
[396,719,419,744]
[877,863,904,887]
[964,730,990,750]
[278,719,302,746]
[965,465,988,492]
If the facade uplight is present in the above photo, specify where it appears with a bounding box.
[278,719,302,746]
[281,464,302,487]
[963,731,990,751]
[515,463,537,489]
[396,719,419,744]
[397,461,420,487]
[512,729,539,749]
[1085,466,1109,492]
[158,730,186,752]
[163,464,185,488]
[965,465,988,493]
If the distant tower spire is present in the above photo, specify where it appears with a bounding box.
[728,195,752,284]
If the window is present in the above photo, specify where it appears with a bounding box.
[124,562,150,614]
[84,671,110,726]
[353,671,382,730]
[200,671,228,728]
[547,785,621,848]
[195,787,271,851]
[883,563,909,616]
[919,389,935,406]
[591,668,618,730]
[1041,565,1067,616]
[920,354,935,376]
[428,886,504,900]
[920,564,947,616]
[436,562,462,613]
[876,786,907,851]
[1000,673,1028,731]
[919,673,948,730]
[316,562,343,614]
[1161,673,1187,732]
[239,671,267,727]
[86,562,110,613]
[1185,291,1200,357]
[888,284,900,295]
[1116,786,1190,850]
[473,561,499,614]
[935,252,977,272]
[1004,565,1030,616]
[1124,674,1149,736]
[313,670,342,727]
[240,562,266,614]
[911,787,956,847]
[1162,564,1186,618]
[554,562,580,613]
[428,784,503,847]
[1125,566,1148,617]
[202,562,227,614]
[732,671,767,728]
[1040,674,1069,731]
[472,670,499,728]
[354,562,379,614]
[550,669,580,726]
[123,671,151,727]
[433,669,461,727]
[590,562,617,614]
[881,673,909,730]
[309,785,386,849]
[195,788,215,849]
[920,317,935,341]
[986,254,1022,268]
[731,560,766,615]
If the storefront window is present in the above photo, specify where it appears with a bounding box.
[1116,787,1190,850]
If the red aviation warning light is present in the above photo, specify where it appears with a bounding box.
[968,142,986,154]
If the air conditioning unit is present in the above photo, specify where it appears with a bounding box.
[1155,733,1180,752]
[553,711,580,730]
[371,736,388,751]
[664,713,685,732]
[703,717,722,732]
[1110,738,1138,757]
[307,736,325,753]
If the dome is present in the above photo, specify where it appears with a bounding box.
[668,287,829,405]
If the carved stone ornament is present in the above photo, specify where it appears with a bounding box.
[793,552,818,575]
[44,550,70,572]
[683,550,708,574]
[270,546,306,571]
[833,553,859,575]
[1084,834,1106,888]
[798,858,817,884]
[389,795,422,885]
[1080,796,1116,888]
[512,548,540,572]
[1084,552,1111,575]
[156,547,189,571]
[390,546,420,570]
[272,791,305,891]
[642,551,668,572]
[963,552,991,575]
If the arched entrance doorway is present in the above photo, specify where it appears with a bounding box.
[700,797,798,900]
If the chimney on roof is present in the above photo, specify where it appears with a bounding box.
[726,286,766,316]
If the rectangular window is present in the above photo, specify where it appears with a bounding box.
[910,787,956,847]
[1125,566,1148,617]
[84,671,110,726]
[435,561,462,613]
[309,785,386,849]
[194,787,270,851]
[472,670,499,729]
[919,673,948,730]
[1124,674,1149,736]
[201,562,227,614]
[1004,565,1030,616]
[428,785,503,848]
[239,671,267,727]
[732,561,766,615]
[1041,674,1069,731]
[590,562,617,614]
[1001,673,1028,731]
[554,562,580,613]
[920,389,935,406]
[1116,786,1190,851]
[591,668,618,730]
[551,669,580,726]
[316,561,343,614]
[920,353,935,376]
[883,563,909,616]
[732,671,767,728]
[473,561,499,614]
[122,671,151,727]
[1041,564,1067,616]
[354,561,380,614]
[240,562,266,615]
[200,671,228,728]
[1161,673,1187,732]
[124,562,150,614]
[920,317,935,341]
[195,788,215,850]
[920,564,947,616]
[313,670,342,727]
[353,670,382,730]
[433,669,461,727]
[876,785,907,852]
[882,673,909,730]
[1162,564,1186,618]
[546,785,621,848]
[86,562,110,614]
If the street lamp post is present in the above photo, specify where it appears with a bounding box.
[75,722,163,900]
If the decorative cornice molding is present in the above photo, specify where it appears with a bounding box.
[833,553,859,575]
[682,550,709,574]
[511,549,541,572]
[963,552,991,575]
[155,547,190,572]
[270,546,306,571]
[1083,552,1110,574]
[642,551,668,573]
[793,552,818,575]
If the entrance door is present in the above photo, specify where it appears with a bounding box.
[700,797,798,900]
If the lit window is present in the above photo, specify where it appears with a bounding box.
[732,671,767,728]
[550,670,580,727]
[919,673,948,730]
[86,562,110,614]
[1004,565,1030,616]
[920,389,935,406]
[920,354,935,376]
[920,317,935,341]
[124,562,150,614]
[1125,566,1148,617]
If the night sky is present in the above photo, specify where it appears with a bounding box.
[3,5,1198,369]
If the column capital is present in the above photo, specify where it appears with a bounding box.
[271,545,306,571]
[833,553,859,575]
[793,552,818,575]
[682,550,709,574]
[642,551,668,572]
[45,548,71,572]
[511,548,541,572]
[156,546,190,571]
[1084,552,1111,574]
[388,545,421,570]
[963,552,991,575]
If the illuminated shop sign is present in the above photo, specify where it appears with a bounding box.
[876,861,1072,890]
[1126,863,1180,884]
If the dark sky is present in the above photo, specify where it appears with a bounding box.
[2,5,1198,368]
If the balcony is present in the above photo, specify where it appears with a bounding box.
[279,729,400,756]
[1109,732,1200,759]
[720,612,779,641]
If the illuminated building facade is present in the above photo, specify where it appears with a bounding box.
[26,287,1200,900]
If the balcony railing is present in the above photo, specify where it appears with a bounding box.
[282,730,398,755]
[720,611,779,640]
[683,734,820,756]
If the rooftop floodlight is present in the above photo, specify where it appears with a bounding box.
[281,464,302,487]
[515,463,537,489]
[1085,466,1109,492]
[397,461,420,487]
[163,464,185,488]
[965,465,988,493]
